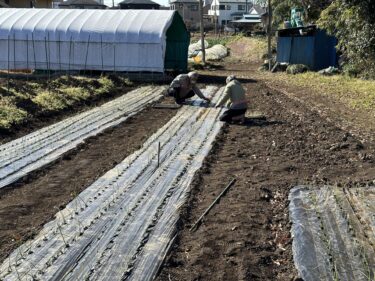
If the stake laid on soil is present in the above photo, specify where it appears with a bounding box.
[190,178,236,232]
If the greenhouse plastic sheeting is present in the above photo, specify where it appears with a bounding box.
[0,86,226,281]
[0,86,164,190]
[0,9,175,72]
[289,185,375,281]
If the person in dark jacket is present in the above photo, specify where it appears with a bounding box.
[168,72,211,104]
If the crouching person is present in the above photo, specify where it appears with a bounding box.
[168,72,211,104]
[216,75,247,123]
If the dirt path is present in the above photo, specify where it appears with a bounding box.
[0,100,177,263]
[157,70,375,280]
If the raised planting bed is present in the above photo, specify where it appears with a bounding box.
[0,87,225,281]
[0,86,164,190]
[289,185,375,281]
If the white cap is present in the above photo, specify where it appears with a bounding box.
[188,71,199,83]
[226,75,236,84]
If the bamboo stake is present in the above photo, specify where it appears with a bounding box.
[190,178,236,232]
[157,141,161,168]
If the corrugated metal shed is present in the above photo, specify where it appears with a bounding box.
[276,25,337,71]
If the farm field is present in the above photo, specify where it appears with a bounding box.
[0,36,374,281]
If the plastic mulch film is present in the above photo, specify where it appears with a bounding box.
[0,86,225,281]
[0,86,164,190]
[289,185,375,281]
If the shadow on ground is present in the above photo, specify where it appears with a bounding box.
[199,74,257,84]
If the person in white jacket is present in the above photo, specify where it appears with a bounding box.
[168,72,211,104]
[216,75,248,123]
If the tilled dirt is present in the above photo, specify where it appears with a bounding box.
[156,76,375,280]
[0,99,178,263]
[1,63,375,280]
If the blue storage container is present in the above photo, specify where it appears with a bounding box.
[276,25,337,71]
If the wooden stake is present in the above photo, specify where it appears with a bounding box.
[199,0,206,65]
[268,0,273,71]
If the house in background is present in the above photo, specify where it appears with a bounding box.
[58,0,106,8]
[231,4,267,30]
[2,0,52,7]
[170,0,210,29]
[119,0,159,9]
[208,0,252,27]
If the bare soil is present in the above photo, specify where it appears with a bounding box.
[0,98,178,263]
[156,64,375,280]
[1,49,375,280]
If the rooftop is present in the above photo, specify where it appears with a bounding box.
[119,0,160,5]
[59,0,107,7]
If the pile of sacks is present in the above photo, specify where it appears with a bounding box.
[188,40,228,61]
[188,40,209,57]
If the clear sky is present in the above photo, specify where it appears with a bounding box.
[104,0,169,7]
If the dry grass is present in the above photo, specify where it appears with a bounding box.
[226,36,269,63]
[0,75,130,131]
[269,71,375,112]
[0,104,27,129]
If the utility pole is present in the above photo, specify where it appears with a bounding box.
[199,0,206,65]
[267,0,272,71]
[214,2,217,36]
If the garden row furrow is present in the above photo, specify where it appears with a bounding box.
[0,86,164,190]
[0,86,224,281]
[289,186,375,281]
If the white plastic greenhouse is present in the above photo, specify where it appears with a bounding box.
[0,9,189,72]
